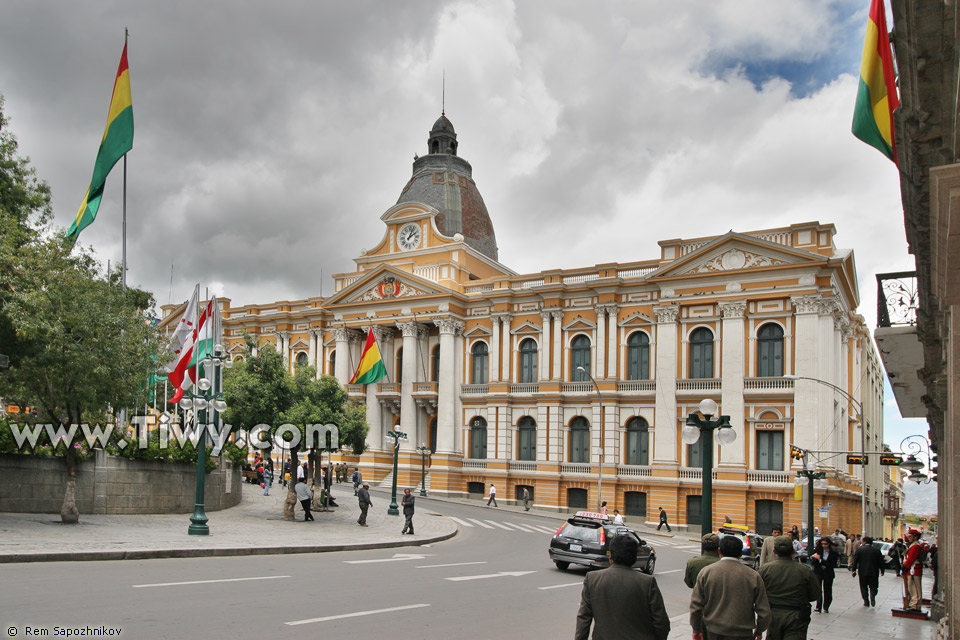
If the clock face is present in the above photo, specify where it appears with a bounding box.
[397,223,422,251]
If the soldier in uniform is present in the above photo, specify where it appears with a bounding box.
[684,533,721,588]
[758,536,819,640]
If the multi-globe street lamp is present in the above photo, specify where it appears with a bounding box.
[177,343,231,535]
[385,430,407,516]
[576,366,604,511]
[681,398,737,537]
[899,435,935,484]
[784,374,867,537]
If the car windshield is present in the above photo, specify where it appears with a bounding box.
[560,523,601,543]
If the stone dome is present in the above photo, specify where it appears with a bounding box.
[396,114,498,261]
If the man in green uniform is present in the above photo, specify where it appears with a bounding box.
[758,536,819,640]
[685,533,721,588]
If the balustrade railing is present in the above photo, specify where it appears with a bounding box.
[509,383,540,394]
[616,465,653,477]
[509,461,538,472]
[461,384,488,395]
[560,462,593,474]
[617,380,656,392]
[561,382,594,393]
[413,382,438,394]
[746,470,793,484]
[378,382,400,394]
[462,459,487,469]
[744,377,794,391]
[677,378,722,392]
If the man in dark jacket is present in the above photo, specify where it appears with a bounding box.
[575,535,670,640]
[850,536,885,606]
[684,533,721,588]
[357,483,372,527]
[401,488,415,535]
[759,536,819,640]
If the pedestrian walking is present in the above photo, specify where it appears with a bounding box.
[352,467,362,496]
[684,533,721,588]
[888,537,904,576]
[758,536,819,639]
[575,534,671,640]
[487,483,498,507]
[843,534,856,566]
[901,529,924,611]
[600,501,608,518]
[657,507,671,532]
[401,488,415,535]
[810,537,838,612]
[295,479,314,521]
[690,535,771,640]
[522,487,531,511]
[262,460,273,496]
[759,525,783,567]
[357,482,371,526]
[930,543,939,598]
[849,535,885,607]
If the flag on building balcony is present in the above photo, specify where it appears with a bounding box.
[67,39,134,242]
[349,329,386,384]
[852,0,899,164]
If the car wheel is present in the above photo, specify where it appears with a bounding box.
[554,561,570,571]
[644,556,656,575]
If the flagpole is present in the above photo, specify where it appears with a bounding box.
[121,28,129,292]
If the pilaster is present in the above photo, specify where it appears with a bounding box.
[653,305,679,465]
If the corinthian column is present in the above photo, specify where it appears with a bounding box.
[332,327,350,384]
[595,306,607,379]
[490,314,501,382]
[653,305,679,465]
[552,311,563,380]
[540,311,552,381]
[500,314,512,382]
[397,321,421,451]
[434,317,464,454]
[719,300,747,465]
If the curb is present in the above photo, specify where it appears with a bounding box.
[0,528,457,564]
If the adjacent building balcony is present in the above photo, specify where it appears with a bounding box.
[413,381,438,397]
[346,384,366,397]
[377,382,400,398]
[872,271,925,417]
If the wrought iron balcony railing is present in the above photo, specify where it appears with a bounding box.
[876,271,918,327]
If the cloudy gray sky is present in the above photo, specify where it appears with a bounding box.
[0,0,929,464]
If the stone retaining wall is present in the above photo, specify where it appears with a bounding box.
[0,451,241,514]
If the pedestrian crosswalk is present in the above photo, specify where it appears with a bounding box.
[448,516,559,535]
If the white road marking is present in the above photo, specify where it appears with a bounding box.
[674,545,699,549]
[133,575,289,588]
[447,516,474,527]
[533,524,561,535]
[416,561,488,569]
[445,571,537,582]
[655,569,683,574]
[343,553,433,564]
[484,520,515,531]
[467,518,496,529]
[286,603,430,626]
[500,522,535,532]
[538,582,583,590]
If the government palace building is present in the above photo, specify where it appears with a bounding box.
[161,114,886,535]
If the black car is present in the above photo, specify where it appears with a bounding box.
[717,525,764,569]
[548,511,656,574]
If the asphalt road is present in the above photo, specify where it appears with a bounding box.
[1,493,702,639]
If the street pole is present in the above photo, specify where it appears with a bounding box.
[682,398,736,537]
[386,430,406,515]
[701,426,714,538]
[577,366,603,511]
[417,445,428,497]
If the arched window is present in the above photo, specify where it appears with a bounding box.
[469,416,487,459]
[570,335,591,381]
[329,350,336,376]
[627,332,650,380]
[569,416,590,463]
[689,327,714,379]
[233,356,244,363]
[471,342,488,384]
[295,352,308,368]
[625,417,649,466]
[519,338,538,383]
[431,344,441,382]
[518,416,537,461]
[395,347,403,384]
[757,323,784,377]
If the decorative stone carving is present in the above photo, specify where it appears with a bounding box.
[347,330,365,345]
[397,321,422,338]
[684,248,787,274]
[595,303,619,318]
[654,305,680,324]
[798,275,816,286]
[434,317,465,335]
[790,294,822,315]
[332,327,350,342]
[370,325,394,342]
[359,276,430,301]
[550,310,564,321]
[719,300,747,319]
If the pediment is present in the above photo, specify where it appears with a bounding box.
[649,232,826,279]
[510,320,542,335]
[563,316,597,331]
[325,265,454,306]
[290,339,309,349]
[228,342,245,353]
[463,324,492,337]
[619,312,655,327]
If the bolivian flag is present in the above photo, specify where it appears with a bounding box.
[67,41,134,242]
[349,329,387,384]
[852,0,898,164]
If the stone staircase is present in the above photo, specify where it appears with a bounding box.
[378,471,431,494]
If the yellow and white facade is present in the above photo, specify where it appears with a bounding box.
[161,115,885,534]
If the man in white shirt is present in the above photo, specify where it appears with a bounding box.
[487,483,498,507]
[612,510,625,525]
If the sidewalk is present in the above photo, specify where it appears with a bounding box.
[0,482,456,563]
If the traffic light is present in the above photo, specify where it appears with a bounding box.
[846,454,868,465]
[879,454,903,466]
[789,445,805,460]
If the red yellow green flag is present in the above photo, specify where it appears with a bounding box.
[349,329,387,385]
[852,0,898,164]
[67,41,134,242]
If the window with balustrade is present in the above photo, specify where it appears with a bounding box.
[471,342,488,384]
[519,338,537,383]
[470,416,487,459]
[757,323,784,377]
[518,416,537,461]
[570,335,591,381]
[689,327,714,378]
[625,417,649,465]
[627,331,650,380]
[756,430,784,470]
[569,416,590,463]
[431,344,441,382]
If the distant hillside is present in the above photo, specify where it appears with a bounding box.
[902,481,938,514]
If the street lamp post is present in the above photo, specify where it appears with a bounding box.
[899,435,935,485]
[385,430,407,515]
[178,343,232,535]
[417,444,429,497]
[681,399,737,537]
[576,366,604,511]
[784,374,866,537]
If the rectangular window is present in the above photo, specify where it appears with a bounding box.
[756,431,784,470]
[687,495,702,526]
[626,430,649,466]
[519,428,536,461]
[570,429,589,463]
[688,441,702,468]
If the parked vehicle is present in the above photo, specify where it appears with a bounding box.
[549,511,656,574]
[718,525,764,569]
